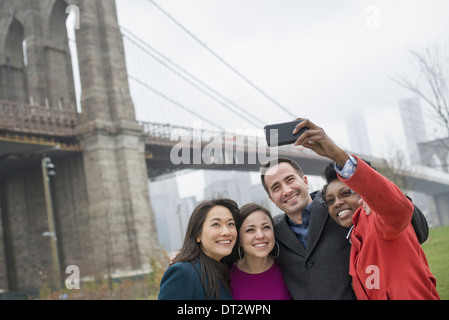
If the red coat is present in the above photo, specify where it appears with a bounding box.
[340,156,440,300]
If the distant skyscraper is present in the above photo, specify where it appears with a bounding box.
[399,97,432,225]
[176,196,197,241]
[346,112,372,156]
[399,97,427,165]
[203,170,253,207]
[148,178,197,253]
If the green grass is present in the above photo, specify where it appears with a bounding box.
[422,225,449,300]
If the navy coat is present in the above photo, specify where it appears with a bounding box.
[158,261,233,300]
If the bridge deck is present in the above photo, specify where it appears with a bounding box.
[1,102,449,195]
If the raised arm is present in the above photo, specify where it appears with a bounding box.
[339,156,413,239]
[293,119,413,239]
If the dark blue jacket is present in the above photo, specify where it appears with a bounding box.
[158,261,233,300]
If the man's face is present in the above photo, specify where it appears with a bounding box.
[264,162,312,216]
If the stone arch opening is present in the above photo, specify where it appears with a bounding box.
[44,0,77,111]
[0,18,28,102]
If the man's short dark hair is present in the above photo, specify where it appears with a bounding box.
[260,157,305,195]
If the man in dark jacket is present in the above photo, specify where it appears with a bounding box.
[260,157,428,300]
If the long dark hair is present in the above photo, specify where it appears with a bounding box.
[171,198,239,299]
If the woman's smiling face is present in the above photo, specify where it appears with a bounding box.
[239,210,275,259]
[325,179,361,228]
[196,205,237,261]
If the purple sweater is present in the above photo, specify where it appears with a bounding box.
[230,260,292,300]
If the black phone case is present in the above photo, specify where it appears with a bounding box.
[264,120,309,146]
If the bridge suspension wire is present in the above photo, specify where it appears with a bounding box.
[121,26,265,128]
[146,0,297,119]
[128,75,224,130]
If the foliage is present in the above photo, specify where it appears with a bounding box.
[38,250,170,300]
[35,231,449,301]
[422,225,449,300]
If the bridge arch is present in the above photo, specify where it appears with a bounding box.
[45,0,70,49]
[0,17,28,103]
[39,0,77,111]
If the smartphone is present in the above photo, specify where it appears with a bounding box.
[264,120,309,147]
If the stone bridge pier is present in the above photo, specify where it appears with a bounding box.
[0,0,159,293]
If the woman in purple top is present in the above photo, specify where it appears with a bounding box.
[230,203,292,300]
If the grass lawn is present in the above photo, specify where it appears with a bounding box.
[422,225,449,300]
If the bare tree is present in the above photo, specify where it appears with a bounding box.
[390,44,449,172]
[375,138,415,193]
[391,45,449,138]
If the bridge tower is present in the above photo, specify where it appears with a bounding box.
[0,0,159,293]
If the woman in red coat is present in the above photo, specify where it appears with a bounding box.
[293,119,440,300]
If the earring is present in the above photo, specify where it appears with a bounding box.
[270,241,280,259]
[238,245,244,260]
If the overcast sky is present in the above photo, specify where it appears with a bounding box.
[116,0,449,152]
[114,0,449,199]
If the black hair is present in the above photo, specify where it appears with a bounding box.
[320,158,375,197]
[171,198,239,300]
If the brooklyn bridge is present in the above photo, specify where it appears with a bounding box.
[1,0,448,296]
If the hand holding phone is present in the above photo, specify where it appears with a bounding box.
[264,120,309,146]
[278,118,350,167]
